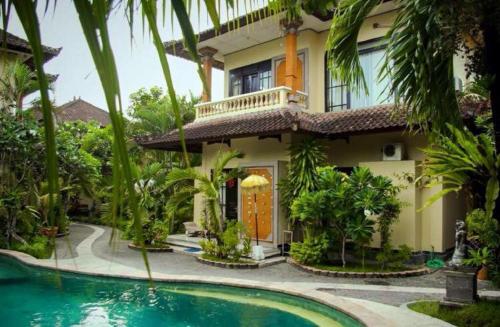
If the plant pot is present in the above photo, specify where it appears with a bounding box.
[40,226,59,237]
[477,266,488,280]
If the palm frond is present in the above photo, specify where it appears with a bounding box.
[213,150,243,177]
[326,0,381,95]
[11,0,60,228]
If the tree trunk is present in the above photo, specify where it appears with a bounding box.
[341,235,346,268]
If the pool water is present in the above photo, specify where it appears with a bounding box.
[0,255,361,326]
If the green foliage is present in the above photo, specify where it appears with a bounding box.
[165,150,245,248]
[466,209,500,250]
[326,0,500,131]
[279,137,326,214]
[129,218,169,246]
[290,233,329,265]
[347,216,375,268]
[464,247,493,267]
[420,124,500,217]
[376,244,412,270]
[409,301,500,327]
[128,87,197,136]
[13,236,53,259]
[291,166,401,267]
[199,221,251,261]
[0,60,41,112]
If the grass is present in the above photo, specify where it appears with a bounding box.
[312,262,415,273]
[408,301,500,327]
[201,253,255,264]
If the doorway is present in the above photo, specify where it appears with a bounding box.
[241,167,273,243]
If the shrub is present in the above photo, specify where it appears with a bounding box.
[290,233,329,265]
[199,221,250,261]
[13,236,53,259]
[125,218,169,246]
[376,244,412,270]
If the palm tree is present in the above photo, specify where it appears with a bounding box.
[325,0,500,147]
[0,60,40,113]
[164,150,244,241]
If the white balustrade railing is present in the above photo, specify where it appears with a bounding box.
[195,86,308,121]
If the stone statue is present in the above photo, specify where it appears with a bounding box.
[448,220,467,267]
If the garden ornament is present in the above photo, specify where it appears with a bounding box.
[448,220,467,267]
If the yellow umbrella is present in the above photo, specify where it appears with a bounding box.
[241,174,270,246]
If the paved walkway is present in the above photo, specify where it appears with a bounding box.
[19,223,500,326]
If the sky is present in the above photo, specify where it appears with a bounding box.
[6,1,224,110]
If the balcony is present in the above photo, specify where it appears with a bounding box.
[195,86,308,121]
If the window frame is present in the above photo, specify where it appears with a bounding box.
[325,38,388,112]
[228,59,272,97]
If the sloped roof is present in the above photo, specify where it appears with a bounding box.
[0,29,61,65]
[54,98,111,126]
[137,105,406,152]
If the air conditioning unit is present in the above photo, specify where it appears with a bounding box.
[382,143,404,161]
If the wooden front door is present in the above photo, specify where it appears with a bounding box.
[241,167,273,242]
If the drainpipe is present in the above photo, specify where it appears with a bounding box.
[199,47,217,103]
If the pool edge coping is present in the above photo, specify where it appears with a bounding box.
[0,224,397,327]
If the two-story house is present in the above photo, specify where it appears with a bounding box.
[139,2,468,255]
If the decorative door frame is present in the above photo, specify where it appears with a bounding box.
[237,161,280,247]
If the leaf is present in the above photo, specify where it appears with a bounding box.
[485,177,499,218]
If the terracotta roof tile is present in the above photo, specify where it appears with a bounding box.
[35,99,111,126]
[55,99,111,126]
[137,105,407,152]
[0,29,61,64]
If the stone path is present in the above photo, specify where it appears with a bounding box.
[18,222,499,326]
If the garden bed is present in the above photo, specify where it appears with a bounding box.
[127,243,173,253]
[408,300,500,327]
[288,259,430,278]
[196,254,258,269]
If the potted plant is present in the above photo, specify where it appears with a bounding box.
[464,247,492,280]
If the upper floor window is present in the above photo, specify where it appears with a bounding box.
[325,40,392,112]
[229,60,272,96]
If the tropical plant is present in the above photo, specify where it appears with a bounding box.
[420,124,500,218]
[325,0,499,142]
[200,221,251,261]
[164,150,245,255]
[279,137,326,214]
[0,60,44,113]
[291,166,401,267]
[464,247,493,268]
[128,87,197,137]
[466,209,500,250]
[376,244,412,270]
[290,232,329,265]
[347,216,375,269]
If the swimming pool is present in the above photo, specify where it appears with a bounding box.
[0,255,362,326]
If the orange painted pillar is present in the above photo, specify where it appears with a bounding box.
[285,31,298,92]
[282,19,302,95]
[199,47,217,102]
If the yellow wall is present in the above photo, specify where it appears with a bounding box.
[222,8,468,113]
[195,130,463,252]
[193,134,291,237]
